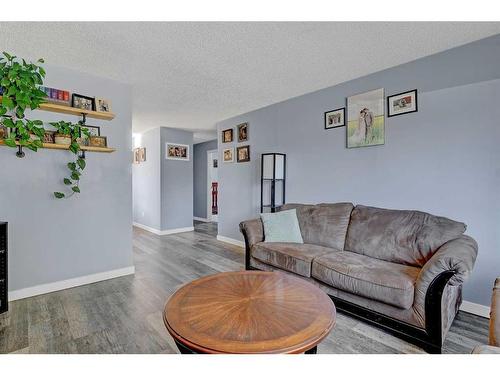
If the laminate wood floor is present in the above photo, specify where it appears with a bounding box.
[0,221,489,354]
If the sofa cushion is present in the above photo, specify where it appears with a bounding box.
[251,242,336,277]
[345,205,466,267]
[312,251,420,309]
[260,209,303,243]
[280,203,354,250]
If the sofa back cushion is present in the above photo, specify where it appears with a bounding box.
[279,203,354,250]
[345,205,467,267]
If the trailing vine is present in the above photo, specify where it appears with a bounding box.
[50,120,90,199]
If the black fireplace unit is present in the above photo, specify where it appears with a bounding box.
[0,222,7,314]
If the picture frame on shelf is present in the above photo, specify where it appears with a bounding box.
[237,145,250,163]
[237,122,249,142]
[77,125,100,146]
[43,130,56,144]
[88,136,107,148]
[387,89,418,117]
[95,98,112,113]
[166,143,190,161]
[223,147,234,163]
[222,128,233,143]
[0,124,9,140]
[324,107,345,129]
[72,93,95,111]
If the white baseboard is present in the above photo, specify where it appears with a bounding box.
[217,235,244,248]
[8,266,135,302]
[460,300,490,318]
[133,222,194,235]
[193,216,210,223]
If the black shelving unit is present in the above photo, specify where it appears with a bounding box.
[0,222,7,314]
[260,153,286,213]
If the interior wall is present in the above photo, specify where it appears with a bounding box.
[193,139,218,219]
[216,34,500,306]
[132,128,161,229]
[0,64,134,293]
[160,127,194,231]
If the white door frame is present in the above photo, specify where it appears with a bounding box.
[207,149,218,222]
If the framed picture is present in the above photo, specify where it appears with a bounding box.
[88,136,107,148]
[43,130,56,144]
[387,89,418,117]
[347,88,385,148]
[95,98,112,113]
[223,147,234,163]
[237,122,249,142]
[0,124,9,140]
[236,145,250,163]
[222,128,233,143]
[72,94,95,111]
[166,143,190,161]
[77,125,100,146]
[133,147,146,164]
[324,107,345,129]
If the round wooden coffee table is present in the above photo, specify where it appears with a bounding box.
[163,271,336,354]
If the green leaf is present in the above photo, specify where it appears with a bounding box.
[67,162,77,171]
[26,143,38,152]
[72,186,80,193]
[54,192,65,199]
[37,58,45,64]
[77,157,86,170]
[3,138,16,147]
[63,178,72,185]
[71,172,80,181]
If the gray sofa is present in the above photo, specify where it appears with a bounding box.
[240,203,478,353]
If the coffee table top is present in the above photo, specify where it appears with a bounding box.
[163,271,336,353]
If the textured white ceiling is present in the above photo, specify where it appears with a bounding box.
[0,22,499,142]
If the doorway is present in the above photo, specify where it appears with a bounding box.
[207,149,218,222]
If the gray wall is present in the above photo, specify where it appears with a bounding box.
[216,34,500,306]
[193,140,218,219]
[133,127,194,231]
[132,128,161,229]
[0,64,133,292]
[160,128,194,230]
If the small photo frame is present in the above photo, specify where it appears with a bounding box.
[236,145,250,163]
[223,148,234,163]
[166,143,190,161]
[237,122,249,142]
[77,125,100,146]
[133,147,146,164]
[43,130,56,144]
[72,94,95,111]
[95,98,112,113]
[324,107,345,129]
[88,136,107,148]
[0,124,9,140]
[387,89,418,117]
[222,128,233,143]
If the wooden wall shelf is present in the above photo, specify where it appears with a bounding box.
[0,96,115,121]
[0,140,115,153]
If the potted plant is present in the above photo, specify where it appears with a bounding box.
[0,52,46,154]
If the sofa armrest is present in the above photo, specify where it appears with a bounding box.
[490,277,500,346]
[239,219,264,270]
[414,235,478,320]
[239,219,264,248]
